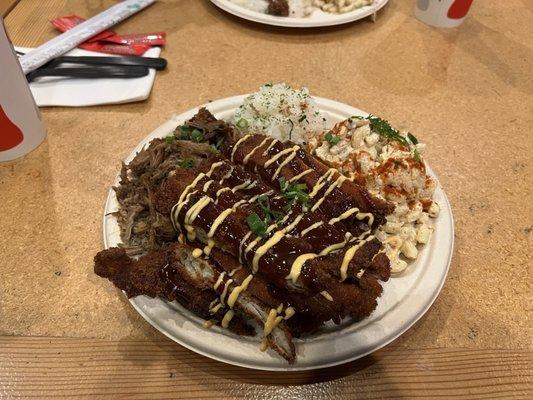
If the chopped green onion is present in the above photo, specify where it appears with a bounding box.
[407,133,418,145]
[190,129,204,143]
[247,213,268,238]
[236,118,249,129]
[279,177,310,207]
[210,137,224,153]
[177,158,196,168]
[257,195,285,223]
[324,131,341,147]
[178,125,193,140]
[164,135,175,144]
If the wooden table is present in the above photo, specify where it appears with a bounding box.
[1,0,532,398]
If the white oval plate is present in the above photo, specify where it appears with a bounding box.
[210,0,389,28]
[103,95,454,371]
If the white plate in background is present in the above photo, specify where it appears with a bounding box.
[103,95,454,371]
[210,0,389,27]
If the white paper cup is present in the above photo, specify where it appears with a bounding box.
[415,0,474,28]
[0,18,46,162]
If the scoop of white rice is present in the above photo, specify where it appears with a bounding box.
[232,83,326,144]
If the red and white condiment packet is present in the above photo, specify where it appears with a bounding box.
[51,15,165,56]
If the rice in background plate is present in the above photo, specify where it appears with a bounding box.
[232,83,327,144]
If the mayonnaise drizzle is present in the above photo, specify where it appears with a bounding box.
[171,189,197,230]
[184,195,211,226]
[286,253,317,283]
[272,149,298,181]
[264,309,281,337]
[218,166,234,185]
[231,180,252,193]
[339,234,375,281]
[207,208,233,238]
[202,180,214,192]
[249,190,273,203]
[252,231,284,273]
[243,137,271,164]
[264,145,299,168]
[206,161,224,177]
[228,266,242,277]
[357,212,374,226]
[261,139,279,156]
[300,221,323,237]
[213,272,226,290]
[221,310,234,328]
[209,302,223,314]
[192,248,203,258]
[328,207,374,226]
[239,231,253,263]
[309,168,337,198]
[320,291,333,301]
[318,236,351,256]
[220,278,234,306]
[328,207,360,225]
[263,305,296,337]
[289,168,313,183]
[204,239,215,256]
[310,174,347,212]
[227,274,253,308]
[171,169,206,229]
[203,319,216,329]
[215,187,231,199]
[282,214,303,235]
[231,134,252,161]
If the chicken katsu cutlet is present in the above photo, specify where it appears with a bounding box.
[94,107,393,363]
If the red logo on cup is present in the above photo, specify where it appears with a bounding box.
[0,105,24,151]
[448,0,474,19]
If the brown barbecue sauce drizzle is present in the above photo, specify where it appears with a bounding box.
[172,141,379,325]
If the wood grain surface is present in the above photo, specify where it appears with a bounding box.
[1,0,532,398]
[0,0,18,17]
[1,337,531,399]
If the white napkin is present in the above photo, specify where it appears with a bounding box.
[16,46,161,107]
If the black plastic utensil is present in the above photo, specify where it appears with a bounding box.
[26,65,150,82]
[47,55,167,70]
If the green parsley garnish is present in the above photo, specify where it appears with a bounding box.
[366,115,408,146]
[324,131,341,147]
[164,135,175,144]
[236,118,249,129]
[247,212,268,238]
[407,133,418,145]
[177,158,196,169]
[279,177,310,207]
[366,115,422,161]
